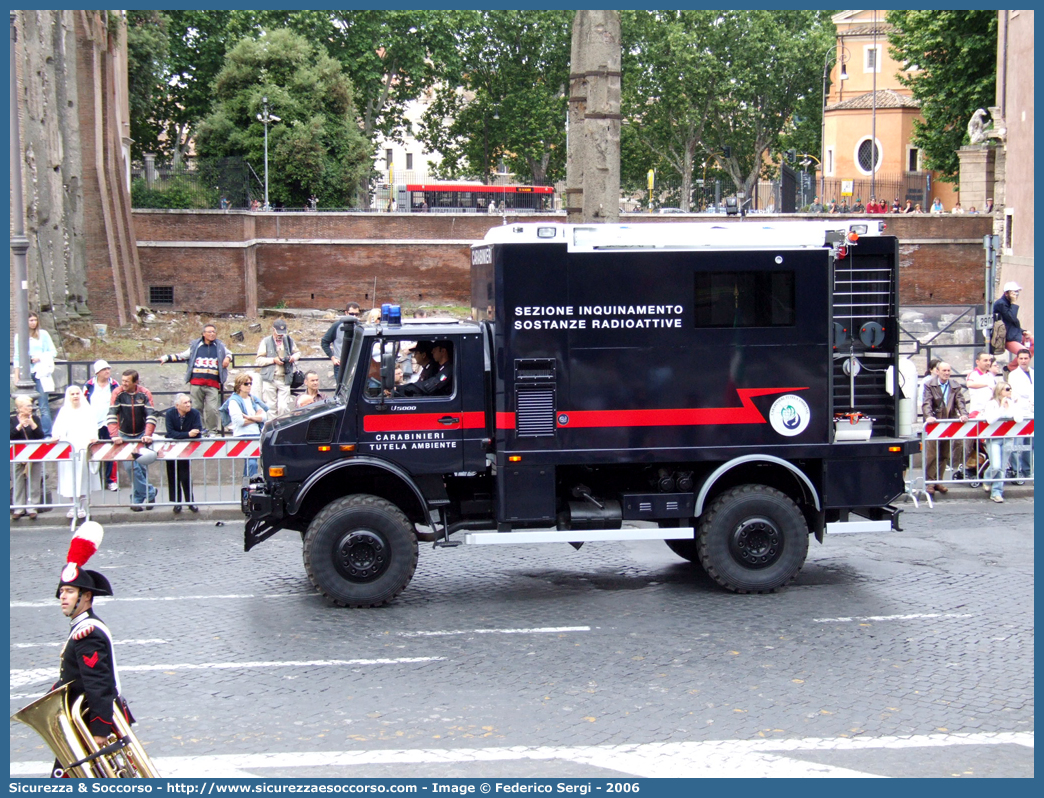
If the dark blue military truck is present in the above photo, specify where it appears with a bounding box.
[245,221,919,606]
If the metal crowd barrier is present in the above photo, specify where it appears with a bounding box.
[9,439,78,521]
[9,437,260,520]
[913,417,1034,506]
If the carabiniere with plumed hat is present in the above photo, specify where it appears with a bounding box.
[11,522,159,778]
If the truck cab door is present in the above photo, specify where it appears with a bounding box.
[356,337,465,474]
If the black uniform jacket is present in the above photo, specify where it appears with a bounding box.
[53,609,120,737]
[398,361,453,397]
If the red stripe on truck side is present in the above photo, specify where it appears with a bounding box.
[556,388,807,428]
[493,388,807,431]
[363,411,485,433]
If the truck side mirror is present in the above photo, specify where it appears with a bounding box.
[381,348,396,392]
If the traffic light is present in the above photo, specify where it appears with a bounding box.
[786,149,796,163]
[722,146,731,158]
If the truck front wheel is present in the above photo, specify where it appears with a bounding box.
[303,494,419,607]
[697,485,809,593]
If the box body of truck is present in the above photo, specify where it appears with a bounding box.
[245,221,918,606]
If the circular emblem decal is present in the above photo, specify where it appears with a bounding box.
[769,395,810,437]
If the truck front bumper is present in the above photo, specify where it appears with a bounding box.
[244,484,288,551]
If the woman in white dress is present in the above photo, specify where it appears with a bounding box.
[51,384,101,518]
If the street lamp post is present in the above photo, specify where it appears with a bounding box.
[870,12,878,203]
[798,154,821,208]
[256,97,280,211]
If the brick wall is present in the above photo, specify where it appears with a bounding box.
[78,20,118,324]
[257,243,473,311]
[133,209,560,243]
[121,211,995,322]
[137,246,249,314]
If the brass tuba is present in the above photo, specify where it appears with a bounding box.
[11,684,160,778]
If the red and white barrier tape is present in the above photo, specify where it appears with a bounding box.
[86,439,260,461]
[9,441,74,461]
[924,419,1034,440]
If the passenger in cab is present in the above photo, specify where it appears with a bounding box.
[397,340,452,397]
[411,341,438,382]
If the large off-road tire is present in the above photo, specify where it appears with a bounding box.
[303,494,418,607]
[697,485,809,593]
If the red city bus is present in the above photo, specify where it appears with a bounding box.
[403,183,555,213]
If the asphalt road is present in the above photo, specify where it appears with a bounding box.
[9,493,1033,779]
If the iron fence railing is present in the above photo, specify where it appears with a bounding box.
[897,305,988,379]
[131,157,254,211]
[9,356,337,430]
[131,161,559,213]
[818,172,936,209]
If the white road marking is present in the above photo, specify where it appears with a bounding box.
[397,626,591,637]
[812,612,974,623]
[10,657,443,690]
[9,670,56,691]
[11,594,300,608]
[8,732,1033,778]
[12,639,168,648]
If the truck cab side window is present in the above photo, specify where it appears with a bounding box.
[396,340,454,398]
[362,339,455,401]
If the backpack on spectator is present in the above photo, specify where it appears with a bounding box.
[991,317,1008,355]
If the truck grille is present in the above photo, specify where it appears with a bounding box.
[833,251,898,436]
[306,415,336,443]
[516,358,557,382]
[516,387,556,437]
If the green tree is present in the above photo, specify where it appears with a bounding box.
[253,11,457,199]
[158,11,239,164]
[264,11,455,145]
[621,10,720,211]
[128,11,465,187]
[709,11,832,204]
[125,10,170,160]
[194,29,372,209]
[419,10,572,184]
[887,10,997,182]
[622,10,831,210]
[151,11,276,164]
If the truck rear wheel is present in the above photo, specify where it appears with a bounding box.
[697,485,808,593]
[303,494,419,607]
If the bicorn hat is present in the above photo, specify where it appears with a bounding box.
[56,521,112,598]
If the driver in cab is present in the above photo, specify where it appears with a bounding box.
[396,340,452,397]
